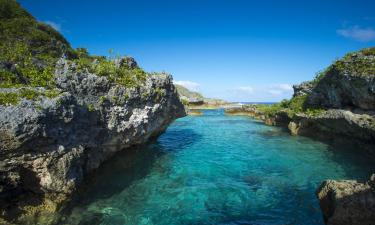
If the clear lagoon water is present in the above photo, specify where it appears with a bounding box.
[59,109,375,225]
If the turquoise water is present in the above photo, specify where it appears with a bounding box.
[60,109,374,225]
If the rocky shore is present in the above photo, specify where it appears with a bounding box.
[225,47,375,224]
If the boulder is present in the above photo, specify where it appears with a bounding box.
[114,56,138,69]
[316,174,375,225]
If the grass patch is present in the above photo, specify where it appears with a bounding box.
[72,50,147,88]
[0,92,19,105]
[254,95,325,118]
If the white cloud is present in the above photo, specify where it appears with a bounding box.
[337,26,375,42]
[267,83,293,96]
[174,80,200,91]
[274,83,293,91]
[229,83,293,102]
[43,21,62,32]
[236,86,254,94]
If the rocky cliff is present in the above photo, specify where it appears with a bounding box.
[225,47,375,224]
[0,1,185,223]
[0,58,185,223]
[226,47,375,154]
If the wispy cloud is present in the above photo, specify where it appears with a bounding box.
[174,80,200,91]
[267,83,293,96]
[43,20,62,32]
[230,84,293,102]
[236,86,254,94]
[337,26,375,42]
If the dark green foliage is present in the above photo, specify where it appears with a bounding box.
[19,88,40,100]
[0,0,148,104]
[309,47,375,85]
[361,47,375,56]
[0,0,32,19]
[0,0,73,88]
[255,95,324,118]
[73,53,147,88]
[0,88,61,105]
[0,92,19,105]
[255,103,285,117]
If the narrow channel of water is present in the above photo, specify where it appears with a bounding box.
[58,109,375,225]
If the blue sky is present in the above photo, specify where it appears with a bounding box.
[20,0,375,102]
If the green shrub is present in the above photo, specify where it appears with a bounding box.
[180,98,189,106]
[87,104,95,112]
[19,88,41,100]
[255,103,284,117]
[73,54,147,88]
[0,0,33,20]
[44,89,60,98]
[0,92,19,105]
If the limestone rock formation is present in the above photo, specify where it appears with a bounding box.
[0,58,186,221]
[305,51,375,110]
[292,81,314,97]
[286,110,375,154]
[316,174,375,225]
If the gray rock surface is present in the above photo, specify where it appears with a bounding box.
[287,110,375,154]
[305,54,375,110]
[0,58,185,220]
[316,174,375,225]
[293,81,314,97]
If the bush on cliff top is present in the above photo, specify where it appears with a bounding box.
[0,0,73,89]
[0,0,149,105]
[312,47,375,82]
[72,49,147,88]
[255,95,324,118]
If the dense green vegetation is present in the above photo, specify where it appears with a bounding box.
[313,47,375,82]
[254,47,375,118]
[0,0,73,88]
[72,50,147,88]
[0,88,61,105]
[0,0,148,105]
[255,95,324,118]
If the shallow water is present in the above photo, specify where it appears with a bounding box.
[59,109,374,225]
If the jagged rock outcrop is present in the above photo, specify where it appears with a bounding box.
[287,110,375,154]
[0,58,186,222]
[293,81,314,97]
[305,52,375,110]
[316,174,375,225]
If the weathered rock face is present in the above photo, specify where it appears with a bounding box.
[293,81,314,97]
[286,110,375,155]
[316,174,375,225]
[306,53,375,110]
[114,56,138,70]
[0,58,186,221]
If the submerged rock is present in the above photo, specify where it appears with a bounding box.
[0,58,186,222]
[316,174,375,225]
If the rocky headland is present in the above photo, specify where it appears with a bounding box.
[225,47,375,224]
[0,1,185,223]
[175,84,228,112]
